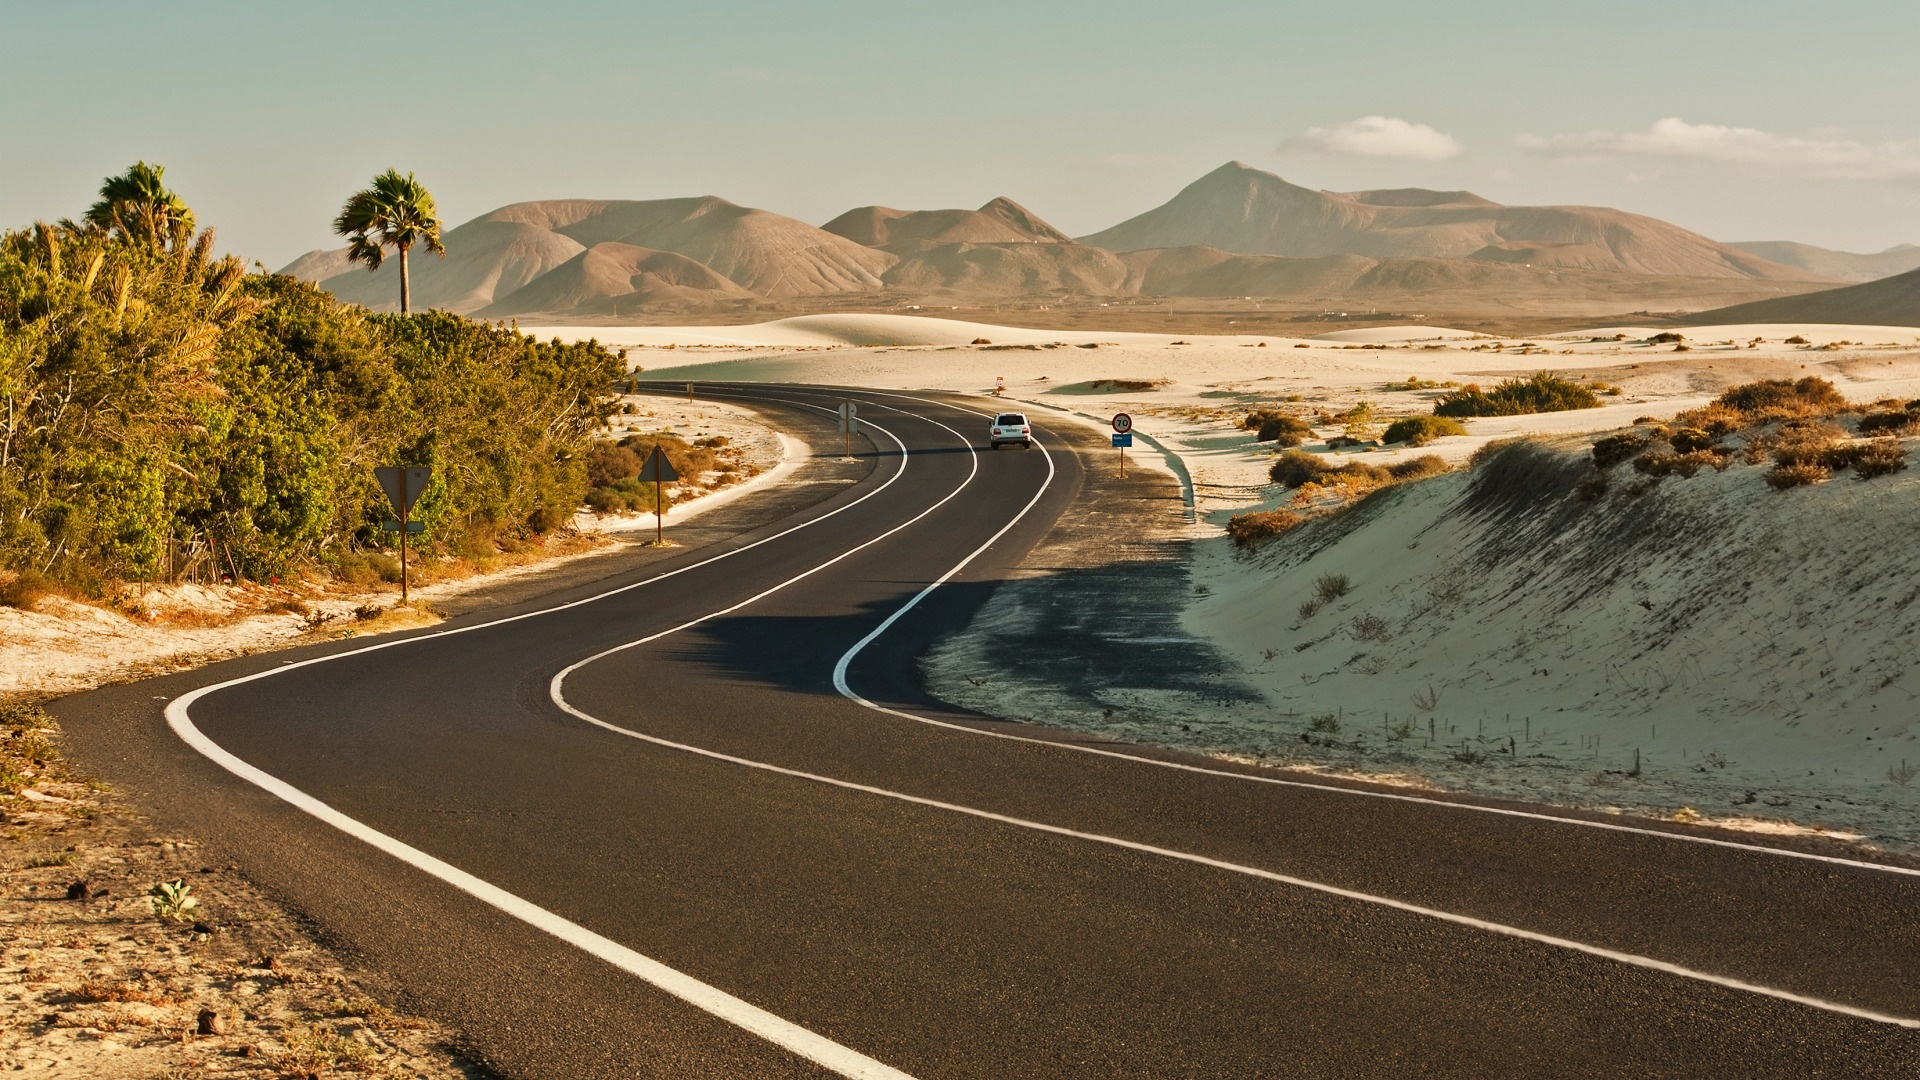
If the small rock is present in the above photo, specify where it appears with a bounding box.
[238,1044,258,1057]
[197,1009,227,1036]
[65,880,92,901]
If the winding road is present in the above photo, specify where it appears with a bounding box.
[55,386,1920,1078]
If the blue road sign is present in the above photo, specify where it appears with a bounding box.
[1112,433,1133,448]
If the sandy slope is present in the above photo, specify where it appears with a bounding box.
[1683,266,1920,328]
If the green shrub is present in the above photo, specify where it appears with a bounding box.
[1382,416,1467,446]
[1433,373,1601,417]
[1705,377,1848,424]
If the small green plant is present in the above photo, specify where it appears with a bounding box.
[1890,760,1918,787]
[1297,598,1323,620]
[1307,713,1342,733]
[1411,685,1441,712]
[1451,743,1487,765]
[1314,573,1352,602]
[1387,718,1416,741]
[1382,416,1467,446]
[148,879,200,923]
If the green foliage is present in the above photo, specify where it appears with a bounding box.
[1382,415,1466,446]
[0,203,619,588]
[1433,373,1601,417]
[147,878,200,923]
[584,432,719,513]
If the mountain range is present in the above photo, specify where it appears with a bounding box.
[283,162,1916,323]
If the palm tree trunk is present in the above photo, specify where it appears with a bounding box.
[399,243,411,314]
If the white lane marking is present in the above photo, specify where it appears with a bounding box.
[164,685,913,1079]
[549,694,1920,1031]
[560,392,1920,1030]
[165,396,937,1078]
[829,387,1920,881]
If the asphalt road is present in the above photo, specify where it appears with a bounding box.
[53,385,1920,1078]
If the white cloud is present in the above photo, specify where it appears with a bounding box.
[1280,116,1464,161]
[1516,118,1920,181]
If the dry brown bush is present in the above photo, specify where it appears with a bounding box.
[1632,450,1728,478]
[1386,455,1450,481]
[1226,509,1304,549]
[1852,438,1908,479]
[1591,432,1649,469]
[1766,462,1830,489]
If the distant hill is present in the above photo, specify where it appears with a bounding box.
[1727,241,1920,283]
[480,243,756,318]
[822,197,1071,250]
[1078,162,1819,281]
[280,174,1860,320]
[1681,265,1920,327]
[283,197,894,313]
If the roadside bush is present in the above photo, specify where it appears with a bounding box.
[1226,509,1304,549]
[1852,438,1907,479]
[1242,410,1314,446]
[1382,416,1467,446]
[1433,373,1601,417]
[1857,409,1920,435]
[1767,462,1830,488]
[1315,573,1352,602]
[1697,377,1849,427]
[1386,455,1450,481]
[1269,450,1332,488]
[1632,450,1727,478]
[1648,332,1685,344]
[1592,432,1649,469]
[1669,427,1718,453]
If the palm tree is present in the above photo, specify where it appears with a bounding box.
[332,169,445,314]
[86,162,195,248]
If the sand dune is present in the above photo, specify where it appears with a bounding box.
[1729,241,1920,283]
[1079,162,1820,281]
[823,196,1070,249]
[1681,267,1920,328]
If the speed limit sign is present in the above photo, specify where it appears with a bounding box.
[1112,412,1133,434]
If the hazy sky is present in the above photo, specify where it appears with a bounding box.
[6,0,1917,266]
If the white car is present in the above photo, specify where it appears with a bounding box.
[989,412,1032,449]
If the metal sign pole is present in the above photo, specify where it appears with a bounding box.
[687,382,694,403]
[399,471,410,604]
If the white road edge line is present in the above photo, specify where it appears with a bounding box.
[555,398,1920,1031]
[167,397,931,1079]
[828,388,1920,881]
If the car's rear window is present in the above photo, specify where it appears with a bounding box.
[995,414,1026,425]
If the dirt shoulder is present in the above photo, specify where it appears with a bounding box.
[2,700,487,1076]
